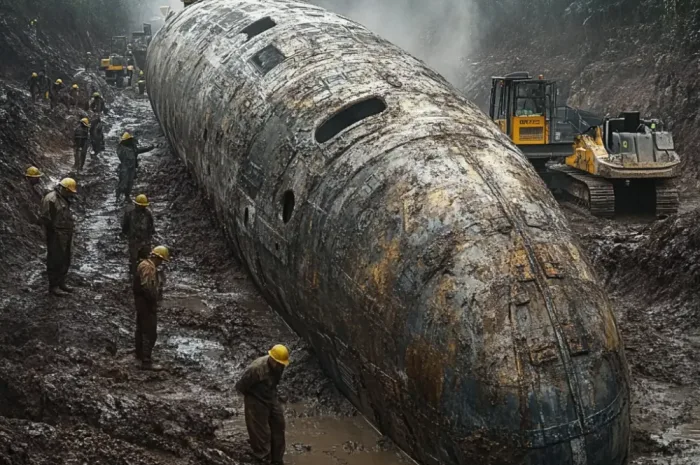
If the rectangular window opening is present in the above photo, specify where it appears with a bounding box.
[251,45,285,75]
[315,97,387,143]
[240,16,276,42]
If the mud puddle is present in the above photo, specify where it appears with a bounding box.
[0,87,409,464]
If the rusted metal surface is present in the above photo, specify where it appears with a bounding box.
[146,1,630,463]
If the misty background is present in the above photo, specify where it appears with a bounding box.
[312,0,480,84]
[125,0,480,85]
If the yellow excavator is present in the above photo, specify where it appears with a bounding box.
[489,72,681,217]
[100,36,128,87]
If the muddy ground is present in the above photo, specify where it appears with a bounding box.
[1,80,698,465]
[0,27,698,465]
[0,84,410,465]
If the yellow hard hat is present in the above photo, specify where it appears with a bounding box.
[151,245,170,261]
[268,344,290,366]
[25,166,42,177]
[80,117,90,126]
[93,92,100,98]
[55,79,63,84]
[134,194,149,206]
[32,72,38,78]
[139,70,144,76]
[72,84,79,89]
[121,132,133,141]
[59,177,77,193]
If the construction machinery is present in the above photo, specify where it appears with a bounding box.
[131,24,152,69]
[100,36,128,87]
[489,72,681,217]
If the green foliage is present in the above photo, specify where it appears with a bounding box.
[474,0,700,50]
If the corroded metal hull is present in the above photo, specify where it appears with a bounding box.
[146,1,630,464]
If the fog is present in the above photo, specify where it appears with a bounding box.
[127,0,479,85]
[127,0,182,32]
[312,0,480,84]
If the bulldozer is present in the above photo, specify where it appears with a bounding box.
[489,72,681,217]
[100,36,128,87]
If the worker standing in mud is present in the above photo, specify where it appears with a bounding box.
[73,117,90,171]
[24,166,46,225]
[236,345,289,465]
[127,52,135,86]
[121,194,156,274]
[89,92,107,114]
[133,245,170,370]
[40,178,77,296]
[28,72,41,102]
[25,166,45,202]
[67,84,80,107]
[37,69,50,100]
[90,115,105,157]
[116,132,154,202]
[50,78,65,109]
[85,52,93,71]
[137,71,146,95]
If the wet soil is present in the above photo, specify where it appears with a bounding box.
[561,201,700,465]
[0,62,697,465]
[1,84,698,465]
[0,88,410,465]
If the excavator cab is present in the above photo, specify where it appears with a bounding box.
[489,72,573,163]
[490,71,681,217]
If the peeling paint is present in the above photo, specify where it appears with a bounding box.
[147,1,630,464]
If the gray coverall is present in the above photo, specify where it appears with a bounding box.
[235,355,286,464]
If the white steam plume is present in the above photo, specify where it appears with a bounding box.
[312,0,479,85]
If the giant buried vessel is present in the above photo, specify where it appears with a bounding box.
[147,1,630,464]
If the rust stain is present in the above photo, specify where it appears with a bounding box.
[534,244,563,279]
[510,246,534,282]
[405,337,447,408]
[602,303,621,351]
[369,237,401,298]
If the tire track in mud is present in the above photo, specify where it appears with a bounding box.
[0,90,411,464]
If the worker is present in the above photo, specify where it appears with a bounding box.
[73,117,90,171]
[137,71,146,95]
[28,72,41,102]
[121,194,156,274]
[127,65,135,87]
[25,166,45,202]
[116,132,154,202]
[89,115,105,156]
[126,52,135,86]
[68,83,80,107]
[89,92,108,114]
[24,166,46,225]
[37,69,50,100]
[28,18,38,39]
[50,78,65,109]
[40,178,77,296]
[133,245,170,370]
[235,345,289,465]
[85,51,92,71]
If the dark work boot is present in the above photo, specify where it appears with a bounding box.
[140,361,163,371]
[50,286,67,296]
[59,283,74,293]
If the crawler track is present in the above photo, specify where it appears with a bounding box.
[550,165,615,217]
[655,179,680,217]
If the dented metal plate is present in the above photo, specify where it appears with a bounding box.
[147,1,630,464]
